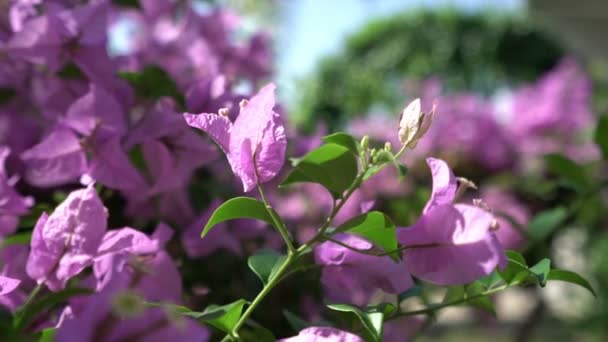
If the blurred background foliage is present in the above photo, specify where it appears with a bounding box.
[292,10,564,130]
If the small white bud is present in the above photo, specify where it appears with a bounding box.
[360,135,369,150]
[398,99,435,149]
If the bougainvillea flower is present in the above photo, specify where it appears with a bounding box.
[0,147,33,236]
[184,83,286,192]
[398,158,506,285]
[7,2,107,68]
[280,327,363,342]
[315,234,413,306]
[94,224,173,290]
[63,84,127,139]
[0,276,20,296]
[26,185,107,291]
[56,272,209,342]
[20,127,87,187]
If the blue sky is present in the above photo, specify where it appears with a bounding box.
[275,0,523,103]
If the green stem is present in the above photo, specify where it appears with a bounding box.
[257,184,296,254]
[223,147,405,339]
[387,284,509,320]
[320,236,441,257]
[225,253,298,340]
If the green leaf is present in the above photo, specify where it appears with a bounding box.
[281,143,358,197]
[14,287,94,330]
[334,211,398,259]
[0,88,16,105]
[202,197,279,238]
[477,271,503,289]
[442,286,465,303]
[184,300,248,333]
[118,65,185,107]
[372,150,393,164]
[240,320,276,342]
[529,258,551,286]
[594,115,608,159]
[322,133,360,155]
[548,269,596,297]
[466,282,495,316]
[283,310,311,332]
[57,63,85,80]
[544,153,587,190]
[394,163,408,180]
[327,304,383,342]
[112,0,140,8]
[1,232,32,248]
[498,251,529,284]
[39,328,56,342]
[248,250,287,285]
[527,207,567,242]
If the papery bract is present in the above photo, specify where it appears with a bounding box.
[398,158,506,285]
[184,83,286,192]
[20,127,87,187]
[0,276,20,296]
[280,326,363,342]
[26,185,107,291]
[316,234,413,306]
[0,147,33,236]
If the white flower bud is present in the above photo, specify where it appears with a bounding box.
[398,99,435,148]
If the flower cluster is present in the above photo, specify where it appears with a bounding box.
[0,1,596,341]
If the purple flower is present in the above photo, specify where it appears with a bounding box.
[57,223,209,341]
[279,327,363,342]
[0,147,33,237]
[0,276,20,296]
[184,83,286,192]
[26,185,108,291]
[94,223,173,291]
[20,127,88,187]
[398,158,506,285]
[56,271,208,342]
[315,234,413,306]
[6,2,109,72]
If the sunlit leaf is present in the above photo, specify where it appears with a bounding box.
[202,197,279,238]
